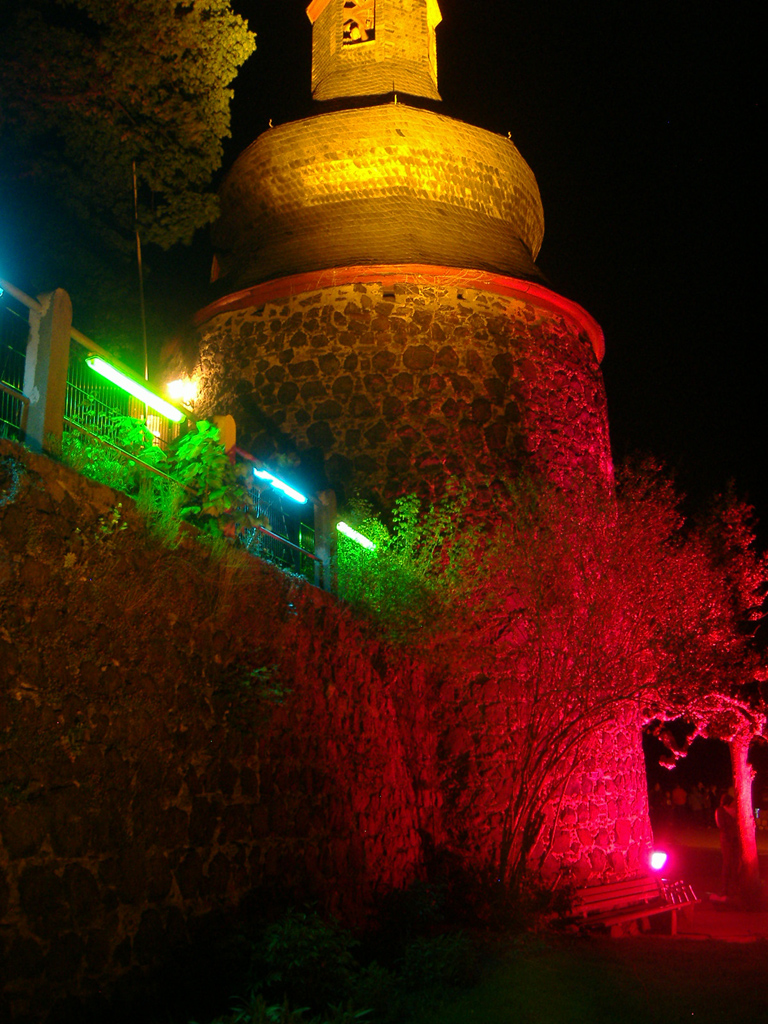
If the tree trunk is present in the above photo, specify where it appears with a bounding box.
[729,733,762,905]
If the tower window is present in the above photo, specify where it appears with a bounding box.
[343,0,375,45]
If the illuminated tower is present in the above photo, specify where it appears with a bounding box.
[194,0,610,506]
[193,2,652,888]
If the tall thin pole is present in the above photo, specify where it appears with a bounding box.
[132,160,149,381]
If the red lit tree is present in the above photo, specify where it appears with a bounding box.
[408,463,766,896]
[642,490,768,902]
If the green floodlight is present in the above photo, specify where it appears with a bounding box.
[337,521,376,551]
[86,355,186,423]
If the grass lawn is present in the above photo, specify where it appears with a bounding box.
[409,935,768,1024]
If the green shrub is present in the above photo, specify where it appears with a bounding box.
[376,881,449,946]
[61,412,167,493]
[191,994,373,1024]
[336,493,465,639]
[347,963,398,1021]
[171,420,263,539]
[257,910,361,1012]
[59,416,266,544]
[463,873,575,933]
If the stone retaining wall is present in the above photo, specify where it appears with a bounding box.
[0,440,651,1020]
[0,441,433,1020]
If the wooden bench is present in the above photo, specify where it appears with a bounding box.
[566,875,698,937]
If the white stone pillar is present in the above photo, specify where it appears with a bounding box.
[24,288,72,452]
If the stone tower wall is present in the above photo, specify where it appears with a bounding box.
[195,270,611,504]
[537,706,654,883]
[436,682,654,889]
[185,6,655,970]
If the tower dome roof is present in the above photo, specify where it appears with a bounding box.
[212,103,545,290]
[211,2,547,291]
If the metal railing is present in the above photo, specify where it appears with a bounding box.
[65,338,180,452]
[0,381,29,439]
[0,276,333,589]
[62,416,192,493]
[0,275,180,452]
[0,292,32,439]
[235,446,325,585]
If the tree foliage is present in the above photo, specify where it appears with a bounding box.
[425,469,688,886]
[0,0,255,353]
[59,416,265,540]
[338,463,768,891]
[1,0,255,247]
[648,485,768,901]
[337,491,463,640]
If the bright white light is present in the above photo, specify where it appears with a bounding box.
[650,850,668,871]
[253,468,307,504]
[167,378,198,404]
[337,521,376,550]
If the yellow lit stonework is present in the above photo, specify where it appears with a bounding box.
[307,0,442,102]
[426,0,441,82]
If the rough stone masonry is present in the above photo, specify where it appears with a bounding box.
[195,274,612,506]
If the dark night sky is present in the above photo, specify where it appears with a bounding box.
[220,0,764,531]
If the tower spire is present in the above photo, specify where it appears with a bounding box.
[306,0,442,103]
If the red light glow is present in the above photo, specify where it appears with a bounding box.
[650,850,668,871]
[193,265,606,362]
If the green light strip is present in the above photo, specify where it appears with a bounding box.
[86,356,185,423]
[337,521,376,550]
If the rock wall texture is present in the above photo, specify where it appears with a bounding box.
[0,442,428,1020]
[194,275,611,506]
[0,440,651,1021]
[440,685,653,886]
[533,707,653,882]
